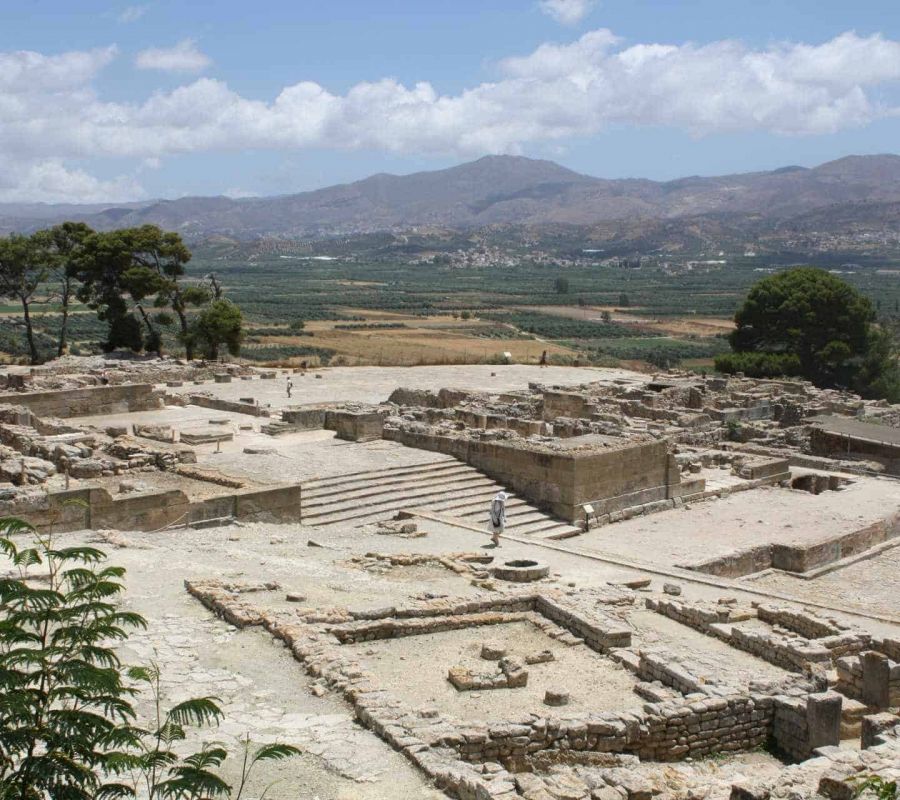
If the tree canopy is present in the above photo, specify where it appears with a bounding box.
[0,223,243,364]
[191,299,244,360]
[717,267,900,401]
[0,233,53,364]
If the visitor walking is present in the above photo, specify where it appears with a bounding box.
[539,350,548,368]
[286,376,293,399]
[489,491,508,546]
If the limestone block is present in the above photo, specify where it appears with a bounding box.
[481,643,506,661]
[544,690,569,707]
[806,692,842,753]
[861,712,900,749]
[862,651,892,710]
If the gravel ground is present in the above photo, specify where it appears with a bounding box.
[163,364,644,409]
[199,433,451,483]
[344,620,643,723]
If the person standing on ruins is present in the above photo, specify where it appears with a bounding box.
[539,350,548,368]
[489,491,508,546]
[286,376,293,399]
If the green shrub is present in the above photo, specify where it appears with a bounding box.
[714,351,803,378]
[241,344,336,365]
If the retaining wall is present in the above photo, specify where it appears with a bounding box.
[384,427,700,522]
[0,384,162,418]
[186,394,270,417]
[2,483,302,533]
[684,511,900,577]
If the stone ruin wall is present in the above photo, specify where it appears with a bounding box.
[809,426,900,471]
[384,425,702,523]
[184,580,848,800]
[836,651,900,710]
[3,482,303,534]
[0,383,163,418]
[682,510,900,577]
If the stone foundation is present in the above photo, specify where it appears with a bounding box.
[0,383,163,418]
[184,581,843,800]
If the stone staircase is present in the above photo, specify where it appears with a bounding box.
[261,411,295,437]
[300,457,582,540]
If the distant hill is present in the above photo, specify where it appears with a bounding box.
[3,153,900,239]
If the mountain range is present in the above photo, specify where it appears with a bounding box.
[2,154,900,240]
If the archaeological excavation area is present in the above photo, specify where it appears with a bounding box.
[1,354,899,800]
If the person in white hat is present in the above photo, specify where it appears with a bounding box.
[489,491,508,547]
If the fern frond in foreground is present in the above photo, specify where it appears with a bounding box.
[0,516,299,799]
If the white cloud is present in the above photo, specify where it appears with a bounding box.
[0,158,144,203]
[539,0,596,25]
[118,5,147,23]
[135,38,211,73]
[2,30,900,200]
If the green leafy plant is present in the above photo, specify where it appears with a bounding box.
[0,517,299,799]
[855,775,898,800]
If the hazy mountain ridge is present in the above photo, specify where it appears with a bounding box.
[2,154,900,240]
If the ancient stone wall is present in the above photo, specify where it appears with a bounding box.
[684,513,900,577]
[646,597,871,677]
[810,426,900,473]
[772,692,843,761]
[836,651,900,709]
[0,384,162,418]
[186,394,270,417]
[0,483,302,533]
[384,427,701,522]
[542,390,591,421]
[325,409,385,442]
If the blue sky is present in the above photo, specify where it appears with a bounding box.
[1,0,899,202]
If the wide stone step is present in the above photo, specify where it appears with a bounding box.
[423,492,519,515]
[529,524,583,540]
[302,483,506,526]
[302,457,459,490]
[302,475,499,514]
[510,517,572,535]
[302,464,478,501]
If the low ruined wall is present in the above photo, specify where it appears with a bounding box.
[388,387,474,409]
[757,605,840,640]
[451,694,775,765]
[771,514,900,573]
[451,691,838,765]
[0,384,162,418]
[542,390,591,421]
[186,394,270,417]
[647,597,870,676]
[534,595,631,650]
[684,513,900,577]
[686,544,774,578]
[3,483,302,533]
[772,693,843,761]
[836,651,900,710]
[810,427,900,471]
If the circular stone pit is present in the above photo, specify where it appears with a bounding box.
[491,559,549,583]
